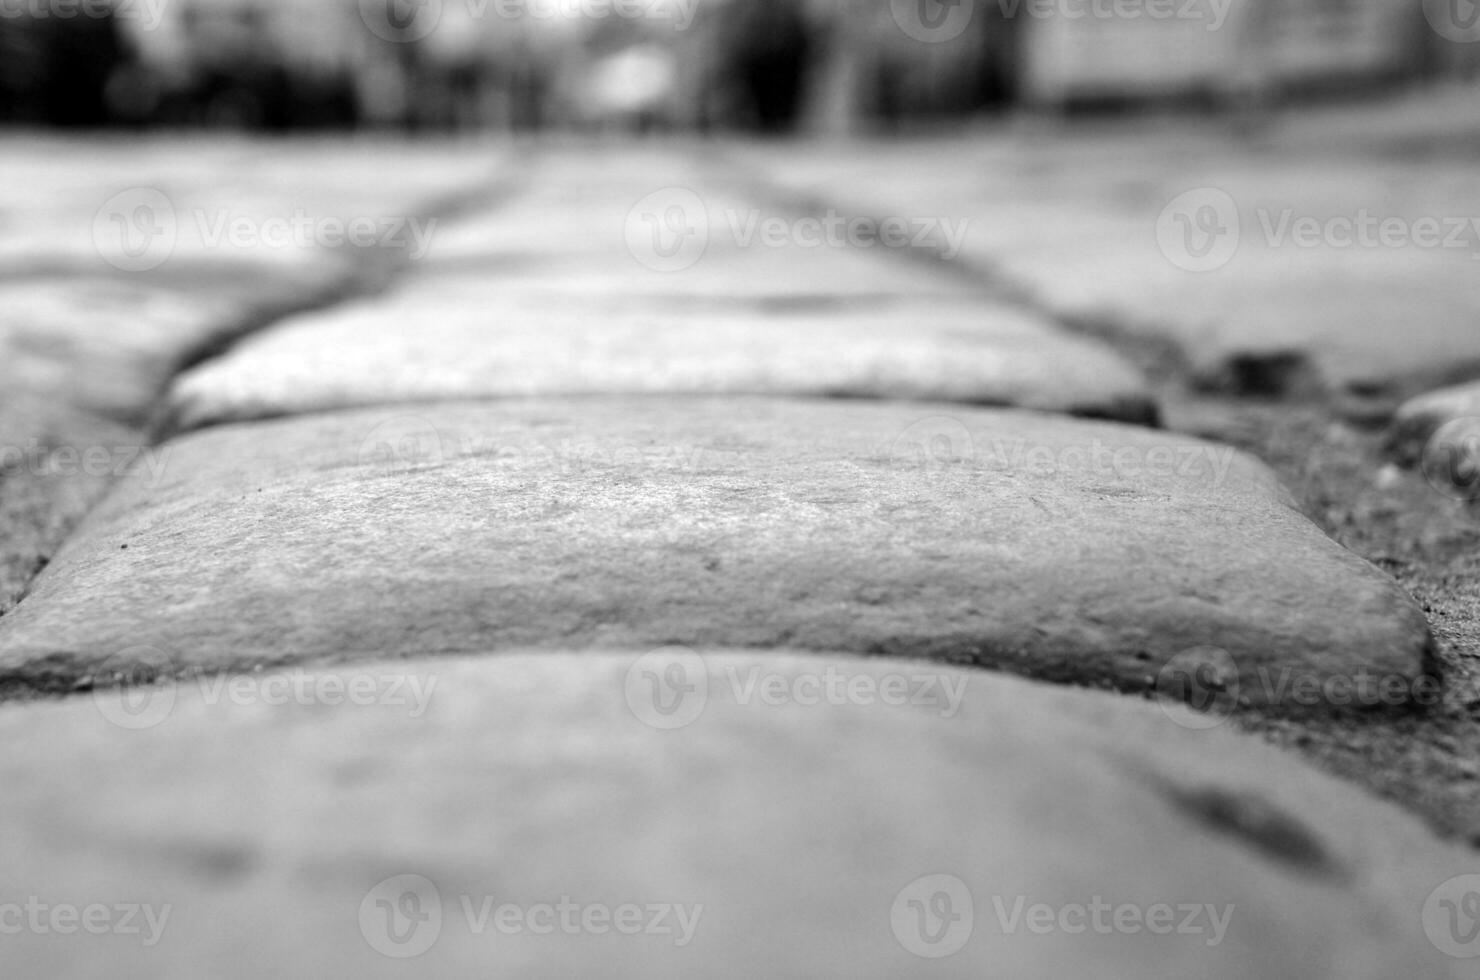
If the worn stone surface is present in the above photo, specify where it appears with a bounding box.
[0,137,503,622]
[0,653,1469,978]
[0,279,247,422]
[0,399,1431,704]
[1389,380,1480,466]
[0,136,501,309]
[735,137,1480,393]
[166,294,1155,431]
[420,241,979,305]
[0,395,129,617]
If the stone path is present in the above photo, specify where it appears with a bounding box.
[1,121,1479,976]
[0,654,1472,978]
[727,128,1480,397]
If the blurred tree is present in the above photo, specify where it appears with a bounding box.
[0,8,128,126]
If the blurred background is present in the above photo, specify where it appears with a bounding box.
[1,0,1476,135]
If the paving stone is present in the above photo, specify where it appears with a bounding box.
[420,168,728,264]
[0,399,1431,705]
[0,653,1469,978]
[0,279,248,422]
[165,292,1156,431]
[0,278,260,616]
[0,139,496,306]
[418,160,976,303]
[1389,380,1480,466]
[0,394,134,617]
[739,141,1480,393]
[419,235,976,305]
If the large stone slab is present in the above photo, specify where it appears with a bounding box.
[738,141,1480,393]
[0,653,1470,978]
[165,293,1155,431]
[0,399,1431,705]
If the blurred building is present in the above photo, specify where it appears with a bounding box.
[0,0,1471,131]
[1021,0,1437,110]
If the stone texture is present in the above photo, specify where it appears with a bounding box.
[0,138,499,620]
[419,239,978,305]
[166,293,1155,431]
[0,653,1468,978]
[738,139,1480,393]
[0,278,288,617]
[0,136,500,309]
[0,399,1431,705]
[0,395,129,617]
[0,279,247,422]
[1388,380,1480,466]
